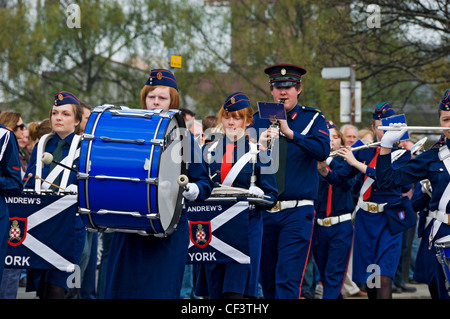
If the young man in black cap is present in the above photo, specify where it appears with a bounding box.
[252,64,330,299]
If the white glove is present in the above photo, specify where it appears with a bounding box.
[380,123,408,148]
[183,183,199,201]
[249,185,264,198]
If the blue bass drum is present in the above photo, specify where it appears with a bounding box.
[78,105,187,237]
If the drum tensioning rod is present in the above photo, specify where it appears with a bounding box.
[79,208,159,220]
[101,136,165,146]
[82,134,165,147]
[90,175,158,184]
[108,109,174,119]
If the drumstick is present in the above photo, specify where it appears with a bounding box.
[35,174,65,191]
[23,172,33,188]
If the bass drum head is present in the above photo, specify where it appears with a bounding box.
[157,112,187,234]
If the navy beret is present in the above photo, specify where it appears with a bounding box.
[54,91,80,106]
[145,69,178,91]
[223,92,251,112]
[327,120,338,130]
[373,102,395,119]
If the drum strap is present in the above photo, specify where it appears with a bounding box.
[35,133,54,194]
[207,140,259,187]
[0,128,10,162]
[206,140,220,179]
[58,134,81,192]
[222,142,259,187]
[429,145,450,246]
[35,134,81,194]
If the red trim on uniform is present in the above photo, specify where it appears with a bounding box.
[298,210,316,299]
[264,64,307,74]
[12,166,20,171]
[362,148,381,200]
[318,129,329,136]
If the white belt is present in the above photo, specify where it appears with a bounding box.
[357,198,387,213]
[317,213,352,227]
[429,210,450,225]
[267,199,314,213]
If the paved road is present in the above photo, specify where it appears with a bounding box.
[16,282,431,299]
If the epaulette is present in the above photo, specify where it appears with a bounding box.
[300,105,322,113]
[430,141,445,150]
[429,135,446,149]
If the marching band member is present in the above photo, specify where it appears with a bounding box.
[0,111,27,299]
[333,102,413,299]
[315,121,355,299]
[376,89,450,299]
[252,64,330,299]
[0,118,22,291]
[410,174,435,297]
[24,91,85,298]
[104,69,213,299]
[141,68,180,110]
[201,92,277,299]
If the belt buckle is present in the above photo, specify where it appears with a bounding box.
[322,218,332,226]
[367,203,378,213]
[270,202,281,213]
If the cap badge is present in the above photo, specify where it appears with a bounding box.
[230,97,236,104]
[58,94,64,101]
[157,72,163,80]
[281,68,286,75]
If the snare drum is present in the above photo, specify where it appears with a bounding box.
[78,105,187,237]
[435,234,450,296]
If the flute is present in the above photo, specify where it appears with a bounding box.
[378,125,450,132]
[329,141,381,157]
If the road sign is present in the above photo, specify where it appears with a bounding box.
[340,81,361,123]
[321,67,351,79]
[170,55,182,69]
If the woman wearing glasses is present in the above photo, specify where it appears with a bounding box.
[0,111,24,298]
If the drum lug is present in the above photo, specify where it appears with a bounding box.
[159,113,173,119]
[150,139,164,147]
[82,134,94,141]
[92,104,119,113]
[145,178,158,185]
[78,208,91,214]
[78,173,89,180]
